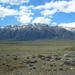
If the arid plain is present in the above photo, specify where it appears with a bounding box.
[0,40,75,75]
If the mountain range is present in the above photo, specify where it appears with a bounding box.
[0,23,75,41]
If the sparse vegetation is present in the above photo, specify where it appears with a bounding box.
[0,40,75,75]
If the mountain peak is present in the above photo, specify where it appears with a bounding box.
[0,23,75,41]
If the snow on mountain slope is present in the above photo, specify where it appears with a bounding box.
[0,23,49,30]
[0,23,75,32]
[0,23,75,41]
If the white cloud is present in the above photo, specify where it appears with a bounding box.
[0,0,75,25]
[19,15,33,24]
[17,5,34,24]
[0,5,34,24]
[0,0,30,5]
[51,22,57,26]
[35,1,54,10]
[52,0,75,13]
[0,5,18,17]
[19,5,34,16]
[35,0,75,15]
[41,9,57,16]
[32,17,51,24]
[58,22,75,27]
[33,0,75,25]
[20,5,34,9]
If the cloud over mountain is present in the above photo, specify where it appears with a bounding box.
[32,17,51,24]
[58,22,75,27]
[0,0,75,27]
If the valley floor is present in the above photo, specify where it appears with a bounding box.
[0,40,75,75]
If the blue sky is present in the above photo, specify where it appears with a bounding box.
[0,0,75,27]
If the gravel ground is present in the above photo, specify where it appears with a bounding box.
[0,52,75,75]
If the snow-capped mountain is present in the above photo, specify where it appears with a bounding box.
[0,23,48,30]
[0,23,75,41]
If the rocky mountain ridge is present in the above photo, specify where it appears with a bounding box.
[0,23,75,41]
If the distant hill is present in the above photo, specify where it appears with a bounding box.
[0,23,75,41]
